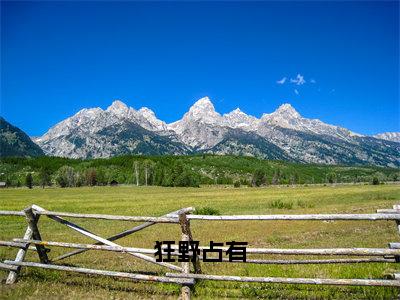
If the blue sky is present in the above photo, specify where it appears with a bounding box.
[1,1,399,136]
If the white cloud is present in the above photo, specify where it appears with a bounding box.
[290,74,306,85]
[310,79,316,84]
[294,89,299,95]
[276,77,287,84]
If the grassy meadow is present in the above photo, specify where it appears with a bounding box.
[1,184,400,299]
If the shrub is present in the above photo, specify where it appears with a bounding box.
[296,200,315,209]
[268,200,293,209]
[233,181,241,188]
[195,206,221,215]
[372,177,380,185]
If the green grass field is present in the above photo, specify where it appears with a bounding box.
[1,184,400,299]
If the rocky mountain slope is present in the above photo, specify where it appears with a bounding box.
[374,132,400,143]
[0,117,44,157]
[32,97,399,167]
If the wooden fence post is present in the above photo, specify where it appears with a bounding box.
[24,206,49,264]
[178,213,201,274]
[6,225,33,284]
[393,205,400,268]
[178,213,196,300]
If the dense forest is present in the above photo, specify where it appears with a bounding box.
[0,155,399,188]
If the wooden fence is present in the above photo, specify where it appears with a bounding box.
[1,204,400,299]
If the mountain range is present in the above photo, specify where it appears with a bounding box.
[28,97,399,167]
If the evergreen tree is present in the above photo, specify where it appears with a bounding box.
[372,176,380,185]
[327,172,336,184]
[25,173,33,189]
[39,167,51,188]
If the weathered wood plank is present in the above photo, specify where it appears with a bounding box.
[0,210,25,216]
[4,207,400,221]
[3,261,194,285]
[166,273,400,287]
[186,214,400,221]
[32,207,178,223]
[0,262,18,271]
[237,247,400,256]
[389,239,400,262]
[52,207,194,262]
[6,225,33,284]
[14,239,157,255]
[0,241,27,248]
[389,243,400,249]
[0,240,49,253]
[376,209,400,213]
[199,257,396,264]
[11,240,399,264]
[171,245,400,256]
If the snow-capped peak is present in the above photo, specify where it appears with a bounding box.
[261,103,301,124]
[273,103,301,119]
[138,107,167,131]
[183,96,221,124]
[259,103,359,140]
[106,100,130,115]
[189,96,216,113]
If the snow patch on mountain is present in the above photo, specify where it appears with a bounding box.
[106,100,131,116]
[222,108,258,130]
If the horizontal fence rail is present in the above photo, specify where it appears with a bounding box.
[1,204,400,299]
[3,209,400,222]
[3,261,194,285]
[4,239,400,257]
[0,210,26,216]
[165,273,400,287]
[186,214,400,221]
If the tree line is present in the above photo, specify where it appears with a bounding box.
[1,155,398,188]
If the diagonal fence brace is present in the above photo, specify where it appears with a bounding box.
[31,205,182,272]
[52,207,194,262]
